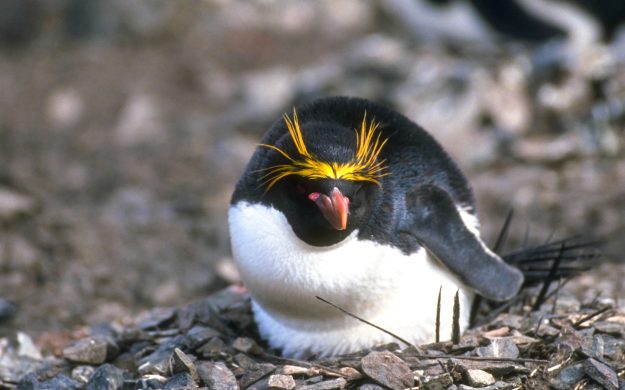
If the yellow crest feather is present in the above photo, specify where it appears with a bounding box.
[259,109,389,190]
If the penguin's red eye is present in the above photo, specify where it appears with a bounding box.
[296,184,306,194]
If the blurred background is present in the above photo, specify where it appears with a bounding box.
[0,0,624,336]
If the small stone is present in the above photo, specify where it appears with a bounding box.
[550,363,585,390]
[0,298,17,322]
[185,325,219,348]
[593,321,624,335]
[464,369,495,387]
[358,385,386,390]
[37,374,83,390]
[267,374,296,390]
[138,335,186,375]
[63,337,108,364]
[232,337,262,355]
[360,351,413,390]
[170,348,199,382]
[196,361,239,390]
[583,358,619,390]
[298,378,347,390]
[164,372,198,390]
[451,359,528,377]
[421,373,453,390]
[0,187,36,222]
[476,338,519,359]
[85,364,124,390]
[17,332,41,360]
[72,365,96,384]
[196,337,229,359]
[239,363,276,388]
[138,307,177,330]
[338,366,362,380]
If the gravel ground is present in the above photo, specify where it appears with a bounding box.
[0,1,624,387]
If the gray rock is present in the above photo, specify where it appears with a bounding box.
[298,378,347,390]
[464,369,495,387]
[358,385,386,390]
[19,373,83,390]
[85,364,124,390]
[452,359,528,377]
[185,325,219,348]
[550,363,585,390]
[267,374,296,390]
[170,348,198,382]
[0,298,17,323]
[0,187,36,222]
[197,361,239,390]
[593,321,624,335]
[63,337,108,364]
[360,351,413,390]
[458,382,513,390]
[164,372,198,390]
[17,332,41,360]
[232,337,262,355]
[583,358,619,390]
[138,335,186,376]
[421,373,453,390]
[71,365,96,384]
[476,338,519,359]
[239,363,276,389]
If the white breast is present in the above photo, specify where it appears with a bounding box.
[228,201,475,358]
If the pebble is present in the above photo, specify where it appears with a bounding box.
[550,363,585,390]
[232,337,262,355]
[476,338,519,359]
[594,321,625,335]
[164,372,198,389]
[170,348,199,382]
[85,364,124,390]
[192,361,235,389]
[239,363,276,389]
[421,373,454,390]
[0,187,36,222]
[71,365,96,384]
[464,369,496,387]
[267,374,296,390]
[0,298,17,323]
[360,351,413,390]
[16,332,41,360]
[298,378,347,390]
[63,337,108,365]
[583,358,619,390]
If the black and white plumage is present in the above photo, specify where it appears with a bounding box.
[229,97,523,358]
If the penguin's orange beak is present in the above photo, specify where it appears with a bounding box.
[308,187,349,230]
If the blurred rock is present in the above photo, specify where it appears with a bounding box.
[63,337,109,365]
[45,88,84,129]
[85,364,124,390]
[0,187,36,222]
[197,361,238,390]
[0,299,17,323]
[115,94,166,146]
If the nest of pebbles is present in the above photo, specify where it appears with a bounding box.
[1,282,624,390]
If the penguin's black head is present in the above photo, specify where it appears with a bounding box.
[258,110,388,246]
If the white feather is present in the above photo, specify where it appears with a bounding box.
[229,202,478,358]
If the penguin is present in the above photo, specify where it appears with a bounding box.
[229,96,524,359]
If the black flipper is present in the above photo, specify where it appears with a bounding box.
[400,185,524,302]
